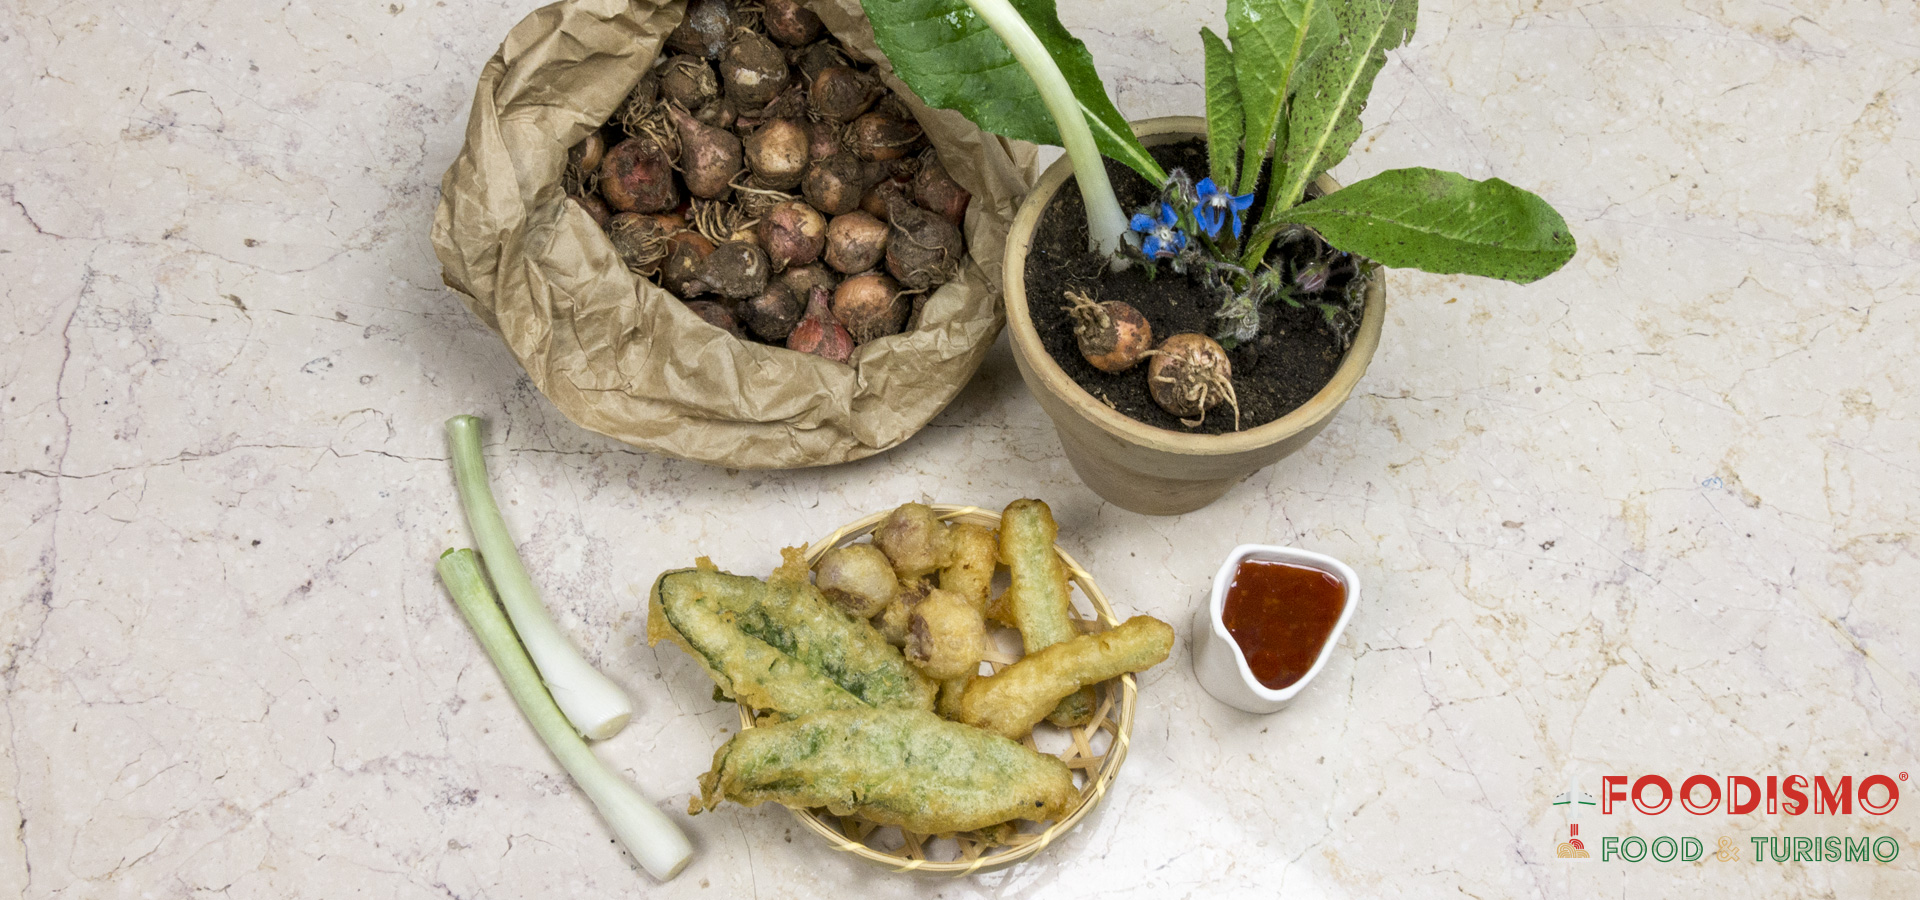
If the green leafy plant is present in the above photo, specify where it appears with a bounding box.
[862,0,1576,346]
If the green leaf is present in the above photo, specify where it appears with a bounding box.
[862,0,1164,184]
[1226,0,1338,196]
[1268,0,1418,215]
[1269,167,1577,283]
[1200,28,1243,191]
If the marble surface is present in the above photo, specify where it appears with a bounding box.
[3,0,1916,896]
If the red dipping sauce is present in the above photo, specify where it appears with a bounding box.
[1220,559,1347,690]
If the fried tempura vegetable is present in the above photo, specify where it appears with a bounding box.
[694,708,1079,832]
[649,551,936,715]
[936,676,971,720]
[651,571,867,715]
[960,615,1175,740]
[812,543,897,618]
[874,577,930,646]
[939,522,997,613]
[997,498,1096,726]
[873,502,952,580]
[1044,687,1098,728]
[905,588,987,680]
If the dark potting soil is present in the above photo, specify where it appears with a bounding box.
[1023,140,1351,434]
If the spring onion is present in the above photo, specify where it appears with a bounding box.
[445,414,633,740]
[436,549,694,880]
[960,0,1131,258]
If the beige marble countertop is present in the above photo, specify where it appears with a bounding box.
[3,0,1916,896]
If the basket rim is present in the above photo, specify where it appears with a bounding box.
[730,504,1139,876]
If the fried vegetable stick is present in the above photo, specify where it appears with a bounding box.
[959,615,1175,740]
[938,522,998,613]
[649,553,935,715]
[694,708,1079,833]
[997,499,1096,726]
[936,676,971,720]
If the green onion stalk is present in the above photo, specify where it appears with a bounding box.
[962,0,1131,259]
[445,415,632,740]
[436,550,693,881]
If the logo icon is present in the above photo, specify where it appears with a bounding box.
[1557,823,1591,858]
[1553,775,1598,859]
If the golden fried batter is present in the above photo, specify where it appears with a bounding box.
[694,708,1079,833]
[960,615,1174,740]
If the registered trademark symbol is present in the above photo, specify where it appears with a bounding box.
[1901,772,1909,781]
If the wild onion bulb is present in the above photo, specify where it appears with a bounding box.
[1063,290,1151,373]
[435,549,693,881]
[445,415,633,740]
[1146,333,1239,429]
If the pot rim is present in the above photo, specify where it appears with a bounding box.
[1004,115,1385,457]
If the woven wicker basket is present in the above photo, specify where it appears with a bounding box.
[729,504,1137,875]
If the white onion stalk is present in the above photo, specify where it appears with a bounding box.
[445,415,632,740]
[436,549,694,881]
[962,0,1131,259]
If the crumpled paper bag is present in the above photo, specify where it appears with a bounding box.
[431,0,1033,468]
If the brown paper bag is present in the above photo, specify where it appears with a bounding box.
[431,0,1033,468]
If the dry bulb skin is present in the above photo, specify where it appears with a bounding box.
[757,199,826,271]
[912,150,970,224]
[743,118,809,190]
[779,263,836,301]
[599,136,678,213]
[804,120,843,162]
[661,56,720,110]
[569,132,607,178]
[609,212,674,274]
[823,211,889,274]
[744,83,808,124]
[662,232,716,297]
[667,103,744,200]
[574,2,970,360]
[739,282,802,341]
[763,0,823,46]
[614,73,662,135]
[694,240,772,300]
[845,111,923,162]
[795,40,847,82]
[1146,333,1240,430]
[571,191,613,229]
[831,272,907,344]
[807,66,881,124]
[802,153,869,216]
[667,0,732,58]
[884,192,962,291]
[684,300,748,338]
[786,285,854,363]
[1063,291,1152,373]
[720,29,790,109]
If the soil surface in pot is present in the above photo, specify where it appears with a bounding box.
[1024,140,1350,434]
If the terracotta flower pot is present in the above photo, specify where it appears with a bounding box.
[1003,116,1385,516]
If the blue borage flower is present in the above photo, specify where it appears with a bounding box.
[1194,177,1257,239]
[1130,203,1186,259]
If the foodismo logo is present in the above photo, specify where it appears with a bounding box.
[1551,771,1906,864]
